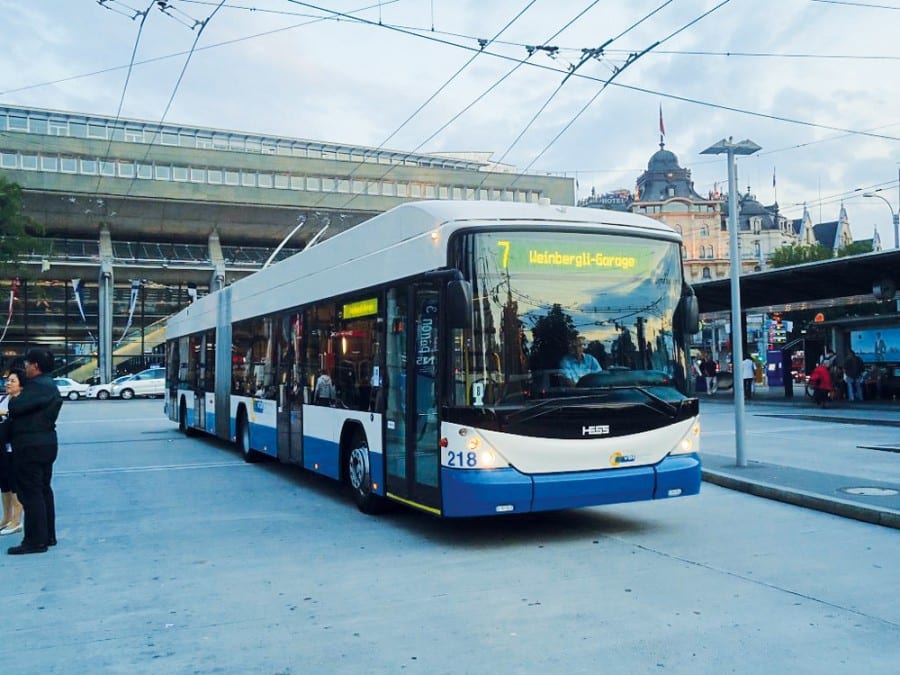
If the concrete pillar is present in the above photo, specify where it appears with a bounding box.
[208,229,226,292]
[98,227,114,383]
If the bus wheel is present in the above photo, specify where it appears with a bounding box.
[347,434,383,514]
[238,412,259,463]
[178,399,195,437]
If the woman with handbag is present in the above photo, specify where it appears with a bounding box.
[0,368,25,535]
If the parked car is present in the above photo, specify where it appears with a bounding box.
[85,374,133,400]
[54,377,89,400]
[110,367,165,400]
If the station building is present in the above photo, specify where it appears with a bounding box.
[0,104,573,382]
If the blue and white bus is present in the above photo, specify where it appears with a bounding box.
[165,200,701,517]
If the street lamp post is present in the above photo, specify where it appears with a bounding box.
[862,191,899,250]
[701,137,761,468]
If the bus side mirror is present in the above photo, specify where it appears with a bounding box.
[447,279,472,329]
[682,294,700,335]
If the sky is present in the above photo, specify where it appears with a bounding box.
[1,0,899,245]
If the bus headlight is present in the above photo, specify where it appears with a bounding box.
[671,421,700,455]
[441,427,510,469]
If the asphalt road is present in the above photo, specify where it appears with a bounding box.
[3,399,898,674]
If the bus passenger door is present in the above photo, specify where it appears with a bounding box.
[384,284,441,513]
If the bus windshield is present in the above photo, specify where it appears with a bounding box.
[452,230,689,406]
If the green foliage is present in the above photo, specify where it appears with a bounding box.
[768,243,833,268]
[837,241,873,257]
[0,176,45,278]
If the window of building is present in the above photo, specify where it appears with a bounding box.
[60,156,78,173]
[41,155,59,172]
[100,160,115,176]
[290,176,304,190]
[274,174,289,189]
[155,165,171,180]
[224,170,239,185]
[88,123,107,140]
[159,130,177,145]
[79,158,97,174]
[118,161,135,178]
[258,172,273,188]
[208,169,223,184]
[397,183,408,197]
[352,179,365,194]
[69,122,87,138]
[124,126,143,142]
[702,267,711,280]
[49,119,68,136]
[8,115,28,131]
[700,225,709,237]
[30,118,48,135]
[367,181,379,195]
[321,177,336,192]
[241,171,256,187]
[0,152,17,169]
[190,168,206,183]
[137,163,153,179]
[306,176,321,191]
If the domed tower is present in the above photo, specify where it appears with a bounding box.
[635,141,703,202]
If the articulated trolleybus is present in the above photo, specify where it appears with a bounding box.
[166,200,701,517]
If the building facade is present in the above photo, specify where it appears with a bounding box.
[0,104,574,382]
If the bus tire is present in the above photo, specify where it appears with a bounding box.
[237,411,259,463]
[179,398,196,437]
[347,432,383,514]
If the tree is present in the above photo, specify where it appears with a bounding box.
[0,176,45,278]
[529,303,576,370]
[837,241,873,257]
[768,243,832,268]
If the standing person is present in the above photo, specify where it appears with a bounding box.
[0,369,26,535]
[7,349,63,555]
[313,369,335,405]
[844,349,864,402]
[741,353,755,400]
[699,353,718,395]
[807,361,833,408]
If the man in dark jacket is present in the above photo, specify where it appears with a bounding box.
[7,348,62,555]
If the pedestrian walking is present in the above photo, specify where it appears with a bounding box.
[699,353,718,395]
[741,353,755,400]
[807,361,833,408]
[6,349,63,555]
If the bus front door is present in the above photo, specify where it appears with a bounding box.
[384,284,441,514]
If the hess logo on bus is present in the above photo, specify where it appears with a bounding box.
[582,424,610,437]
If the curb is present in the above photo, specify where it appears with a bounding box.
[702,469,900,530]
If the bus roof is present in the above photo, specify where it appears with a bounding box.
[166,200,680,337]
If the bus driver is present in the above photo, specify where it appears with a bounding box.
[560,336,602,386]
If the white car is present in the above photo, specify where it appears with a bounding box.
[110,368,165,400]
[54,377,89,400]
[86,375,132,400]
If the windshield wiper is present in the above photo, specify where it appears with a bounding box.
[628,386,678,415]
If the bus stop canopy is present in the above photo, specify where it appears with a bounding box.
[692,249,900,313]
